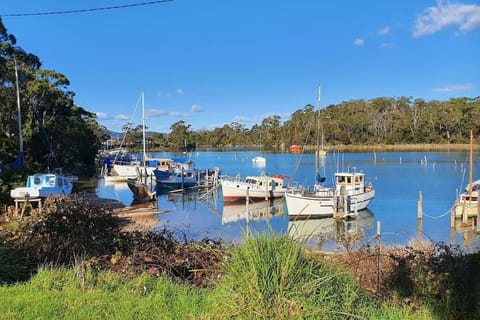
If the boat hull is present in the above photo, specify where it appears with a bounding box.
[127,179,156,202]
[286,188,375,218]
[221,179,286,201]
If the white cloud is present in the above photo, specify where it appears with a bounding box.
[377,26,390,35]
[353,38,365,46]
[433,83,473,92]
[146,109,169,117]
[176,88,184,95]
[95,112,108,119]
[113,114,130,120]
[191,104,204,112]
[157,91,171,97]
[413,1,480,37]
[146,109,189,118]
[380,42,396,48]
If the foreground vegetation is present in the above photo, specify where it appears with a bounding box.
[0,196,479,319]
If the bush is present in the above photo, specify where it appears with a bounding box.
[1,194,120,266]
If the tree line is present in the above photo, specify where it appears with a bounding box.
[135,96,479,152]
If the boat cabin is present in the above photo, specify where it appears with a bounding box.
[335,171,365,192]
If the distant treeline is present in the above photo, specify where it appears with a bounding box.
[129,96,480,151]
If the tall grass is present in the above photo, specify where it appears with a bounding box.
[211,233,387,319]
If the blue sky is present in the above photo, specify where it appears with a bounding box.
[1,0,479,133]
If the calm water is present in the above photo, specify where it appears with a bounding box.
[86,150,480,252]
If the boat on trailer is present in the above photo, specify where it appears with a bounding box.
[10,173,73,199]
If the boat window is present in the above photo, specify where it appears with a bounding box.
[58,178,63,186]
[337,176,345,183]
[347,177,351,183]
[34,177,41,185]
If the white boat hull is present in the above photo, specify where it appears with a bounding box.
[221,179,286,201]
[286,188,375,218]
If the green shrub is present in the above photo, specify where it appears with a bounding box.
[212,233,377,319]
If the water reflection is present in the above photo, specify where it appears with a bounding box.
[288,210,375,250]
[222,198,286,224]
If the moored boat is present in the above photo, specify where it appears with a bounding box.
[453,179,479,218]
[289,144,302,153]
[452,129,478,218]
[286,169,375,218]
[221,173,289,201]
[252,156,266,167]
[10,173,73,199]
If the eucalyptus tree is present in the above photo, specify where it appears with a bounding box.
[168,120,192,150]
[0,18,101,176]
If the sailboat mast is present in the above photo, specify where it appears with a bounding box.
[468,129,473,204]
[315,86,321,181]
[142,92,146,166]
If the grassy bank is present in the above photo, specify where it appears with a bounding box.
[0,235,430,320]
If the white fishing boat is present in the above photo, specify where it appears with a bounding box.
[286,169,375,218]
[221,173,289,201]
[285,87,374,218]
[10,173,73,199]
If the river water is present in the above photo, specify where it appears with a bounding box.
[81,150,480,252]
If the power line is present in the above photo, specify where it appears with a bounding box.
[1,0,174,17]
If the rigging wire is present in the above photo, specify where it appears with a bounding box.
[1,0,174,17]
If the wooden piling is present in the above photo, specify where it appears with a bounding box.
[417,191,423,220]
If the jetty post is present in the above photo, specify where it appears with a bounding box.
[246,188,250,238]
[417,191,423,240]
[376,221,381,294]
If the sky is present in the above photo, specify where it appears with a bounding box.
[0,0,479,133]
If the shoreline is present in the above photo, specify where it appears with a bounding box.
[84,193,162,232]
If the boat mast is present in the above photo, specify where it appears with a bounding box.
[468,129,473,204]
[315,86,321,186]
[142,92,146,166]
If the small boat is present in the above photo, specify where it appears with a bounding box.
[154,166,198,191]
[221,173,289,201]
[289,144,302,153]
[252,156,266,167]
[127,178,156,202]
[10,173,73,199]
[453,179,479,218]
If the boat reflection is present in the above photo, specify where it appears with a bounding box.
[288,210,374,250]
[222,198,286,224]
